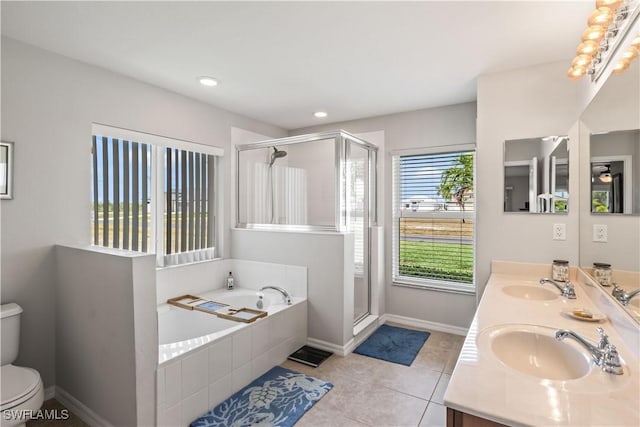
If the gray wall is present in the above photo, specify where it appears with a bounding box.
[476,61,583,297]
[0,37,286,388]
[56,246,156,426]
[293,102,478,329]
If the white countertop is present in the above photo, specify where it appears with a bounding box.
[444,266,640,426]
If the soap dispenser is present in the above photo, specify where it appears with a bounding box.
[226,272,235,290]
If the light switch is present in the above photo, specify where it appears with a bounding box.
[593,224,608,242]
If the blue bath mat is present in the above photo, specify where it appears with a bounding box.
[191,365,333,427]
[354,324,430,366]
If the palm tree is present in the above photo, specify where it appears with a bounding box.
[437,154,474,221]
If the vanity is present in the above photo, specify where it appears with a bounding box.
[445,9,640,426]
[444,262,639,426]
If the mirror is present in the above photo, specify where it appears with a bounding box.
[580,55,640,322]
[590,129,640,214]
[504,136,569,213]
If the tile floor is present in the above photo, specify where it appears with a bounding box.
[283,326,465,427]
[26,399,88,427]
[26,326,463,427]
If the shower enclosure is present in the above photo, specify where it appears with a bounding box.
[236,131,378,325]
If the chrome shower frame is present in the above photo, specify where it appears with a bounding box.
[235,130,378,232]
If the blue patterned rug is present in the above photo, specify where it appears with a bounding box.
[354,324,430,366]
[191,366,333,427]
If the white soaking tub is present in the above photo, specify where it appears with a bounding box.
[156,287,307,426]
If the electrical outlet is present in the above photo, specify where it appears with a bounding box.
[593,224,608,242]
[553,223,566,241]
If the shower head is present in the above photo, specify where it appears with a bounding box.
[269,146,287,166]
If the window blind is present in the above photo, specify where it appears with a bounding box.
[91,136,151,251]
[163,148,216,265]
[392,151,475,288]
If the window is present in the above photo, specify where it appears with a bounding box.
[91,125,221,266]
[392,148,475,293]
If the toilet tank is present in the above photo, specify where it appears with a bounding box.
[1,303,23,365]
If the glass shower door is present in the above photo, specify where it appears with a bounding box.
[349,143,370,324]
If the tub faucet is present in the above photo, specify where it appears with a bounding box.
[611,285,640,306]
[259,286,292,305]
[539,278,576,299]
[555,327,623,375]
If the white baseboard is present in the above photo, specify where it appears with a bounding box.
[381,313,468,336]
[307,313,467,357]
[54,387,113,427]
[306,337,354,357]
[43,386,55,401]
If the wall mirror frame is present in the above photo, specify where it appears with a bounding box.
[0,141,14,200]
[579,27,640,324]
[503,136,569,214]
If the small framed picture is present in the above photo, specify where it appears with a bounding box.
[1,141,14,199]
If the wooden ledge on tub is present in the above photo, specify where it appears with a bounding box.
[167,294,267,323]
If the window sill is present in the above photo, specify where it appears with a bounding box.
[392,278,475,296]
[156,257,224,271]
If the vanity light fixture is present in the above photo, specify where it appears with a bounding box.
[198,76,219,87]
[568,0,638,80]
[313,111,328,118]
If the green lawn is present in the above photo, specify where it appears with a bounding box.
[399,240,473,283]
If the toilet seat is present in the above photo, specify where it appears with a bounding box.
[0,365,42,409]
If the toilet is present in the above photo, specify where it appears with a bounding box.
[1,303,44,427]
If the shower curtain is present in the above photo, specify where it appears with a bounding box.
[247,163,308,224]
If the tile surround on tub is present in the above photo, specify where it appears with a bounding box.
[157,301,308,426]
[156,258,307,304]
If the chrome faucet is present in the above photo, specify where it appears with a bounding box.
[555,327,623,375]
[611,284,640,306]
[259,286,292,305]
[539,278,576,299]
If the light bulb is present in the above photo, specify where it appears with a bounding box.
[567,66,587,80]
[582,25,606,43]
[622,46,639,61]
[612,58,630,74]
[571,55,592,68]
[313,111,328,118]
[577,40,600,56]
[595,0,623,10]
[631,34,640,49]
[588,7,615,27]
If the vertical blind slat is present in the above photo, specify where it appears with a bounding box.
[180,149,188,252]
[101,136,109,246]
[188,151,195,251]
[141,144,148,252]
[132,142,139,251]
[113,140,120,249]
[200,154,207,248]
[194,153,201,250]
[92,136,99,245]
[207,156,215,248]
[123,141,130,250]
[166,147,172,256]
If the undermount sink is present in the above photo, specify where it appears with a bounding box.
[502,285,558,301]
[478,325,592,381]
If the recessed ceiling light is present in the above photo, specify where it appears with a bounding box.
[314,111,328,118]
[198,76,218,87]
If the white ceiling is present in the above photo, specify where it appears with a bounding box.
[1,1,593,130]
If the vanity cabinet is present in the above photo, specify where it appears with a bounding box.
[447,408,507,427]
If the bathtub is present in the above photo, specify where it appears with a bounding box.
[158,287,303,363]
[156,287,307,425]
